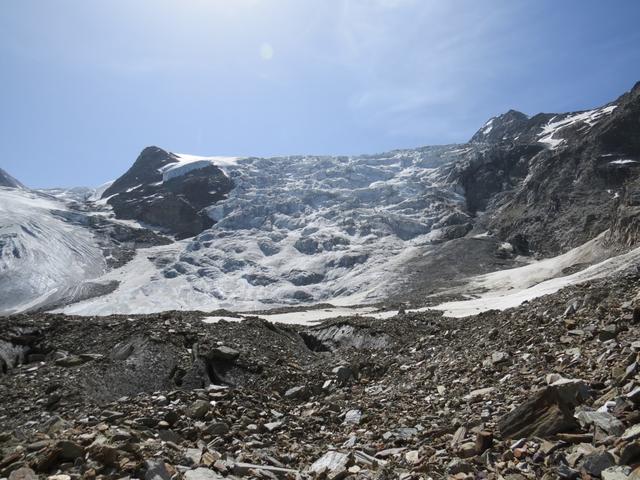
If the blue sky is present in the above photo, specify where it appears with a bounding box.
[2,1,640,188]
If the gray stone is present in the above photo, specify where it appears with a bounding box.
[405,450,420,465]
[446,458,473,475]
[111,342,134,360]
[206,421,229,436]
[232,463,298,478]
[56,440,84,461]
[582,451,615,477]
[463,386,496,402]
[209,346,239,361]
[8,468,38,480]
[144,459,173,480]
[395,427,418,440]
[264,421,282,432]
[626,386,640,402]
[601,466,632,480]
[184,448,203,465]
[184,467,224,480]
[549,378,590,404]
[622,423,640,441]
[332,365,355,385]
[620,440,640,465]
[498,381,588,439]
[599,325,618,341]
[309,451,352,480]
[491,351,510,364]
[343,409,362,425]
[575,409,624,436]
[284,385,309,400]
[556,464,580,479]
[187,400,210,419]
[54,355,87,367]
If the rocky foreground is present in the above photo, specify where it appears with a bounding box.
[3,273,640,479]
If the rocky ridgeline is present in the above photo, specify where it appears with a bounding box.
[2,272,640,479]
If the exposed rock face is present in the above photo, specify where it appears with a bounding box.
[470,109,531,144]
[102,147,233,239]
[0,168,24,189]
[465,81,640,255]
[453,143,543,214]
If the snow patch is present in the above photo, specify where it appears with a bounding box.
[609,159,638,165]
[538,105,617,149]
[431,232,638,317]
[161,153,243,181]
[480,118,494,136]
[89,180,114,201]
[202,316,243,324]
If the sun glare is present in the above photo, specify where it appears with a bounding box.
[259,42,274,60]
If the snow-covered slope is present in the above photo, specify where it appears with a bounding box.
[537,105,618,149]
[161,153,241,181]
[59,145,478,315]
[0,187,106,314]
[431,231,640,317]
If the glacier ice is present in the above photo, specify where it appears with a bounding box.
[59,146,477,315]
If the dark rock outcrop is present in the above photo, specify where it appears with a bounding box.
[0,168,24,189]
[461,81,640,255]
[102,147,233,239]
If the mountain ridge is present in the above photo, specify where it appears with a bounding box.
[1,81,640,315]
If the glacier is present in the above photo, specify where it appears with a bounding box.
[58,145,477,315]
[0,187,107,314]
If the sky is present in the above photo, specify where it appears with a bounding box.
[1,1,640,188]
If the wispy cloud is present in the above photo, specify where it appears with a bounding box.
[329,0,523,139]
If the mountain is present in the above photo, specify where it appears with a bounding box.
[470,81,640,254]
[2,81,640,316]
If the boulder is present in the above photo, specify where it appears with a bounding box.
[621,424,640,442]
[284,385,309,400]
[208,346,239,362]
[575,409,624,436]
[309,451,352,480]
[332,365,355,385]
[8,468,38,480]
[582,451,615,477]
[343,409,362,425]
[205,421,229,436]
[498,380,589,439]
[56,440,84,461]
[601,466,632,480]
[187,400,210,419]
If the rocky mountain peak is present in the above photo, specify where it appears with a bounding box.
[470,109,530,144]
[100,146,234,239]
[0,168,25,189]
[101,146,176,199]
